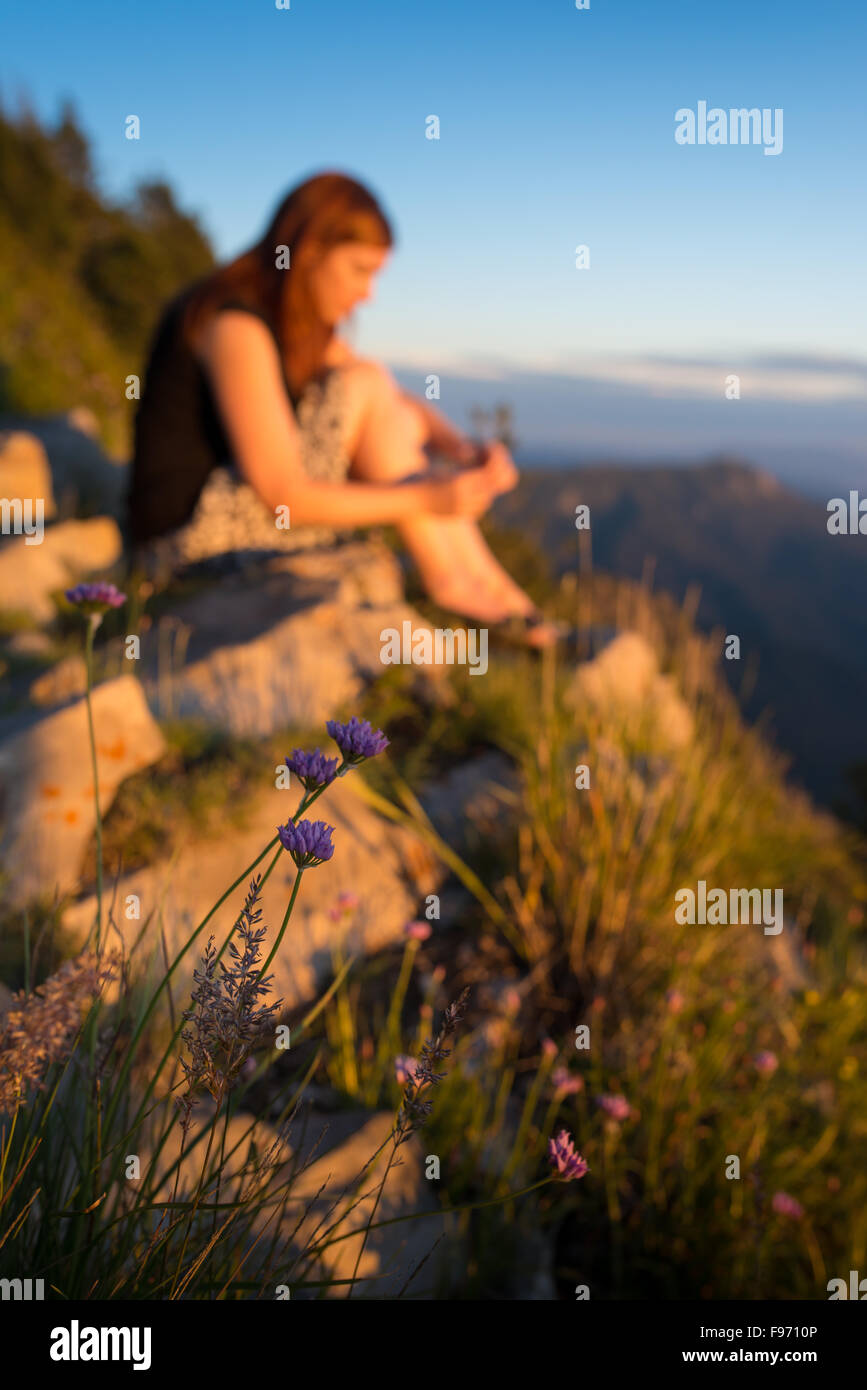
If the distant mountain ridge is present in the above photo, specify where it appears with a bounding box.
[492,458,867,805]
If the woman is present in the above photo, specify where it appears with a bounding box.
[127,171,564,646]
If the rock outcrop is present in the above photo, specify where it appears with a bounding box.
[61,772,444,1011]
[139,540,448,735]
[0,516,123,622]
[0,675,166,907]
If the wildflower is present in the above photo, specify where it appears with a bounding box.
[277,817,335,868]
[403,920,431,941]
[395,1054,420,1086]
[326,715,389,765]
[65,582,126,617]
[284,747,339,790]
[771,1191,804,1220]
[328,891,360,922]
[541,1037,558,1061]
[502,987,521,1016]
[0,951,117,1114]
[547,1129,589,1181]
[395,986,470,1144]
[552,1067,584,1096]
[596,1093,631,1122]
[666,988,685,1014]
[754,1049,779,1076]
[177,876,283,1129]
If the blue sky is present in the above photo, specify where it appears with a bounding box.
[3,0,866,479]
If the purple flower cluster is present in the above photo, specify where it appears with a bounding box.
[326,716,389,764]
[277,818,335,868]
[285,748,339,790]
[65,582,127,616]
[548,1129,589,1181]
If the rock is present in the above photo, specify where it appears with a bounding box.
[5,631,55,659]
[140,541,447,735]
[61,772,444,1011]
[0,415,126,519]
[278,1107,446,1298]
[0,431,56,522]
[0,675,167,907]
[65,407,101,440]
[566,631,694,753]
[136,1102,449,1299]
[29,654,88,706]
[0,516,123,623]
[420,751,520,855]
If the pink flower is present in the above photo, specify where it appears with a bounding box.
[328,892,359,922]
[502,987,521,1016]
[552,1067,584,1096]
[772,1191,804,1220]
[541,1038,558,1060]
[754,1050,779,1076]
[548,1129,589,1181]
[596,1093,631,1122]
[395,1055,420,1086]
[666,988,685,1014]
[403,920,431,941]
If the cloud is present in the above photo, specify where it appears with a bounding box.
[388,350,867,404]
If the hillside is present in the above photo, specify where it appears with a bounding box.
[0,99,214,456]
[491,459,867,806]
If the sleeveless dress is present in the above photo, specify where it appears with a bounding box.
[127,292,353,584]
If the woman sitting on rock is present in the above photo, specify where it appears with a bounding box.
[127,171,564,647]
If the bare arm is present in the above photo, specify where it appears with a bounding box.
[196,312,498,526]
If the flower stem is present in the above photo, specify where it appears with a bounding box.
[84,616,103,953]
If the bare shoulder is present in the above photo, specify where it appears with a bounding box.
[195,307,272,356]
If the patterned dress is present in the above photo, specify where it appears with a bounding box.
[134,368,352,584]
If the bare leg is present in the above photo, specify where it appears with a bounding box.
[337,362,556,637]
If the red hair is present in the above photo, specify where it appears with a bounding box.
[181,171,394,399]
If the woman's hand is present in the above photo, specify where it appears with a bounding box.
[427,446,519,518]
[475,439,519,492]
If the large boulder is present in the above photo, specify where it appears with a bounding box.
[565,630,694,753]
[61,772,444,1011]
[0,415,126,519]
[0,675,166,907]
[0,516,123,623]
[135,1102,448,1299]
[140,541,448,735]
[0,431,56,522]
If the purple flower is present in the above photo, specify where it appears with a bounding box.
[65,582,127,616]
[395,1054,421,1086]
[403,920,432,941]
[326,716,389,764]
[277,818,335,868]
[754,1050,779,1076]
[772,1191,804,1220]
[552,1067,584,1096]
[596,1093,631,1122]
[547,1129,589,1181]
[285,748,339,790]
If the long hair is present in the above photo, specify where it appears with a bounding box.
[180,171,394,399]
